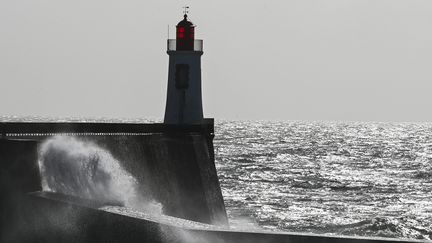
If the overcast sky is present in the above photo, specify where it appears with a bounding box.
[1,0,431,122]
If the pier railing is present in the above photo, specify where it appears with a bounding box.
[0,119,214,139]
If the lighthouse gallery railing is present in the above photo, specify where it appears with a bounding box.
[167,39,203,51]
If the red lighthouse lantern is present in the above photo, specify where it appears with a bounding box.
[176,14,194,51]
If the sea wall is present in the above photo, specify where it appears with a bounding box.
[0,121,228,226]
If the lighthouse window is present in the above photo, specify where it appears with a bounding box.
[177,27,185,38]
[175,64,189,89]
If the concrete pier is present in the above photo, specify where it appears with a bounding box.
[0,120,228,226]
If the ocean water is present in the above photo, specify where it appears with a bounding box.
[2,116,432,240]
[214,120,432,240]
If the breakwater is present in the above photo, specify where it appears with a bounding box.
[1,121,227,224]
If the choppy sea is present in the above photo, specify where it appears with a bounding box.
[214,120,432,240]
[2,116,432,240]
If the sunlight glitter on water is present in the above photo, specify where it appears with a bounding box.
[214,120,432,240]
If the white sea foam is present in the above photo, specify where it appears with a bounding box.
[38,136,160,213]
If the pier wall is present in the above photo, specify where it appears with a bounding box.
[0,121,228,226]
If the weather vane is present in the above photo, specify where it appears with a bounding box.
[183,6,189,15]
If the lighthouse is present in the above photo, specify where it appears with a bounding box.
[164,12,204,124]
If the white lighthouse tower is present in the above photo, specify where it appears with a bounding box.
[164,11,204,124]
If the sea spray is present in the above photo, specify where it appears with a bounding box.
[38,136,222,242]
[38,136,161,213]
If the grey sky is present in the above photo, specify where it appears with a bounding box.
[1,0,431,122]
